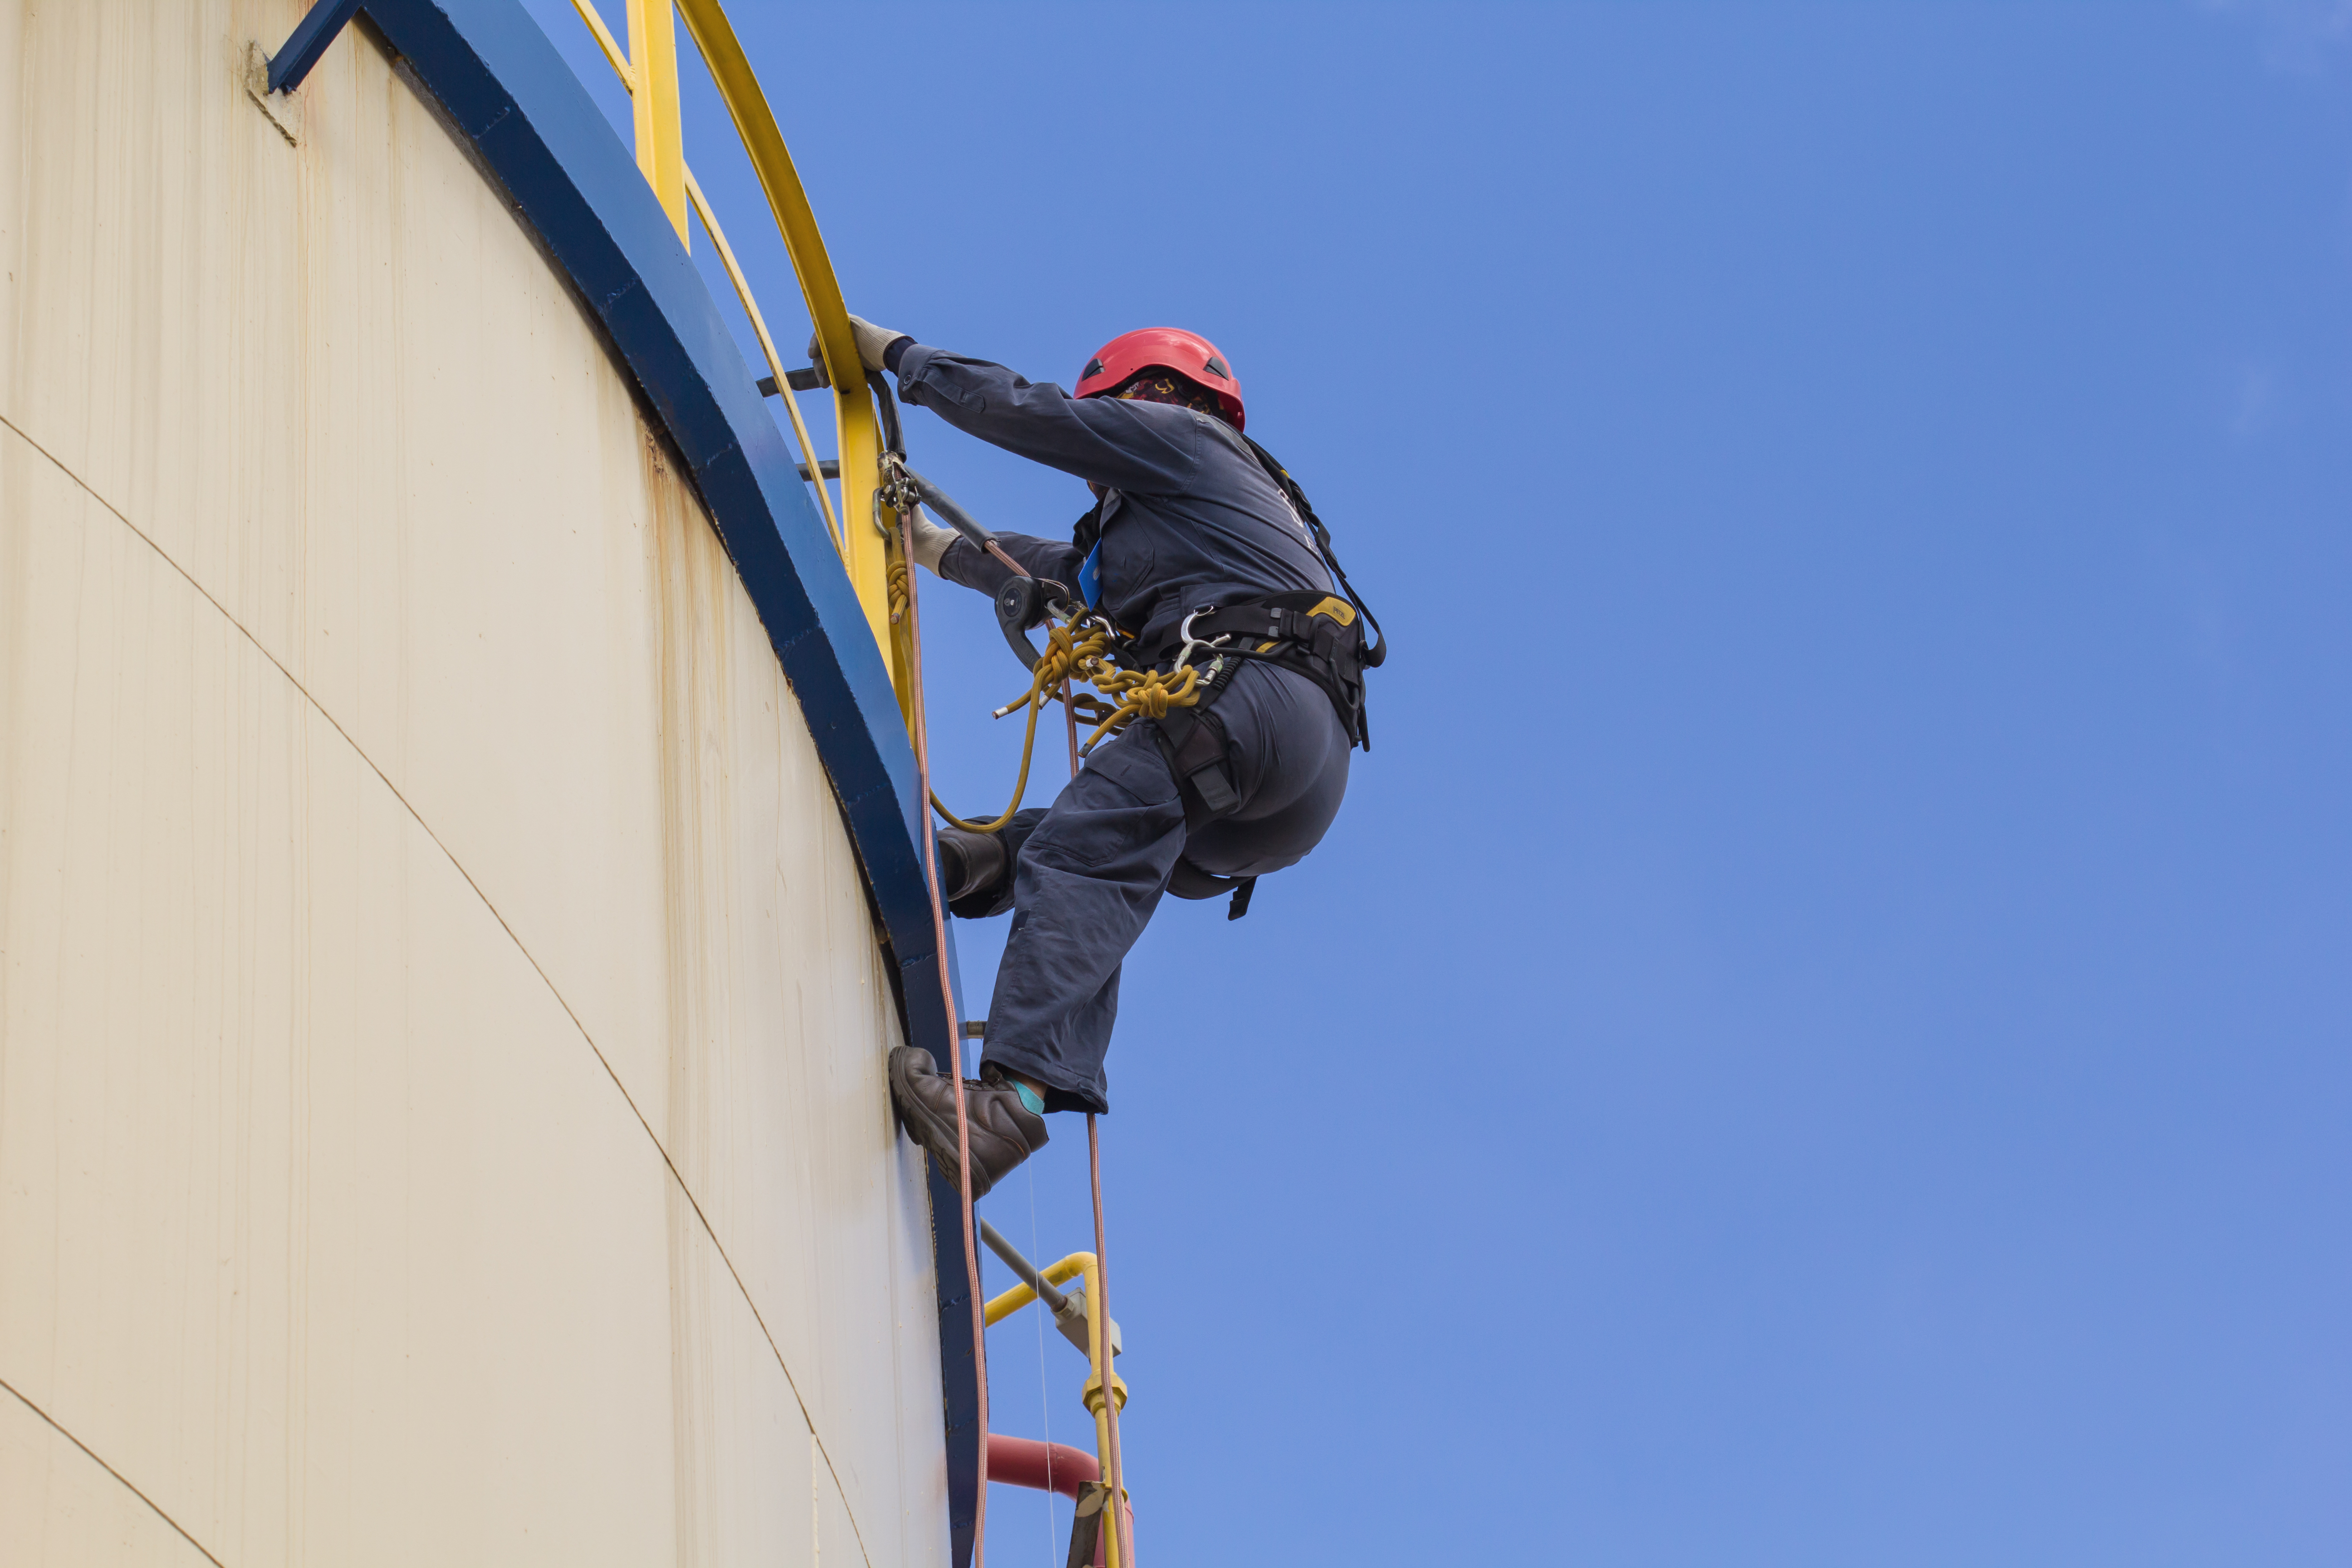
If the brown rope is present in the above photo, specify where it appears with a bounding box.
[916,523,1137,1568]
[1088,1115,1132,1568]
[891,514,990,1565]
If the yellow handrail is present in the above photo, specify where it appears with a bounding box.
[671,0,909,708]
[563,0,912,708]
[683,168,845,550]
[567,0,632,88]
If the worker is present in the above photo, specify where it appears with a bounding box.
[826,317,1379,1197]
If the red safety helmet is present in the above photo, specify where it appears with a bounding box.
[1075,327,1245,431]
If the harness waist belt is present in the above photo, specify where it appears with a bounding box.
[1142,590,1372,750]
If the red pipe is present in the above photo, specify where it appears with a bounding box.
[985,1433,1099,1499]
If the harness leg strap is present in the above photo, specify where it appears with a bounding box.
[1152,706,1240,823]
[1151,706,1260,920]
[1166,858,1259,920]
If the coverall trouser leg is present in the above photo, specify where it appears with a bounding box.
[977,662,1351,1113]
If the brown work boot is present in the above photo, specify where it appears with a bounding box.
[888,1046,1049,1200]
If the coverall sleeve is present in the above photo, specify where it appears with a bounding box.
[936,530,1081,598]
[894,343,1207,495]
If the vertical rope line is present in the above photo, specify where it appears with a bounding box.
[1060,648,1121,1565]
[1088,1115,1132,1568]
[1068,631,1127,1565]
[897,510,990,1565]
[1027,1164,1057,1568]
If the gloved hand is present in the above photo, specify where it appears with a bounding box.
[804,314,908,381]
[902,505,956,573]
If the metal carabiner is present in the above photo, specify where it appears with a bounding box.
[873,455,916,537]
[1173,607,1231,671]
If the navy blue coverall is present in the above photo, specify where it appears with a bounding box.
[892,343,1353,1113]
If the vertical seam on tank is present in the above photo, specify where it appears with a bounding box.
[0,410,871,1514]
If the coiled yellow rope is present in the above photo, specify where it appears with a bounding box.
[929,612,1204,833]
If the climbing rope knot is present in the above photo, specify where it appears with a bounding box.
[1083,663,1199,744]
[935,606,1204,834]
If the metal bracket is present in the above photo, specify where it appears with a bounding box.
[1054,1274,1123,1360]
[266,0,365,96]
[976,1220,1124,1361]
[756,366,828,396]
[243,44,302,146]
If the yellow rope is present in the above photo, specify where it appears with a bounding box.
[929,667,1049,833]
[1076,662,1199,751]
[887,558,909,625]
[929,612,1205,833]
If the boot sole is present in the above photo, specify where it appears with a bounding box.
[888,1046,994,1200]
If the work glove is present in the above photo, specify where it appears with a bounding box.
[902,505,956,573]
[804,314,907,382]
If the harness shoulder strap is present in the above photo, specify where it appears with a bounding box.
[1235,434,1387,671]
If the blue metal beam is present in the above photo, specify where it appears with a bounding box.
[266,0,366,93]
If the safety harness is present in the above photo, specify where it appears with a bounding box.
[1065,431,1387,917]
[925,423,1385,920]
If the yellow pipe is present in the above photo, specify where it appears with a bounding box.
[982,1252,1088,1326]
[982,1250,1128,1568]
[671,0,908,708]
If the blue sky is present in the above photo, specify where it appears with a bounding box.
[522,4,2351,1562]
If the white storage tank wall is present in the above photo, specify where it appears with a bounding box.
[0,3,945,1563]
